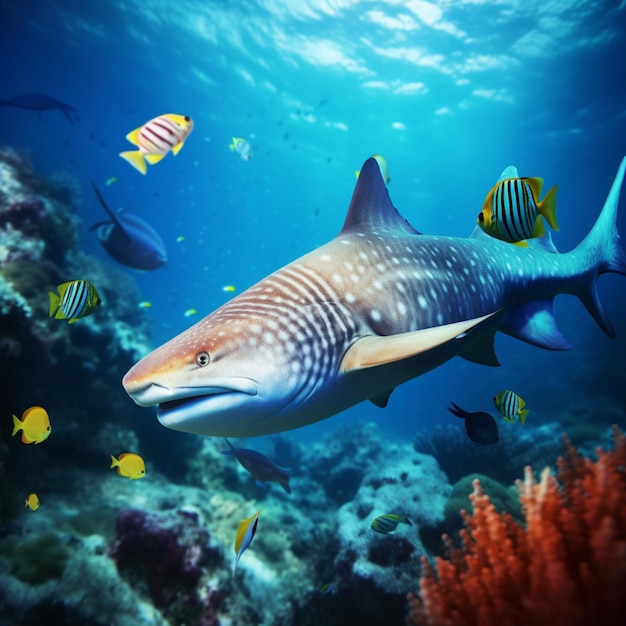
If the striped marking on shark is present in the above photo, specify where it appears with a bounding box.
[123,156,626,437]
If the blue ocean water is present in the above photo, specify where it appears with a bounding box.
[1,0,625,445]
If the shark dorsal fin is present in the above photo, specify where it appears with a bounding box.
[497,165,518,183]
[340,157,420,236]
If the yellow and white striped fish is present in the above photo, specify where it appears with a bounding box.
[477,167,558,246]
[493,389,529,426]
[120,113,194,175]
[49,279,101,324]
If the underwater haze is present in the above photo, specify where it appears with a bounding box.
[1,1,626,625]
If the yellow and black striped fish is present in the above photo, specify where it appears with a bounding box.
[493,389,529,426]
[49,279,101,324]
[478,173,558,246]
[370,513,412,534]
[120,113,194,175]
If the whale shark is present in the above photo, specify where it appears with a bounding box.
[122,156,626,438]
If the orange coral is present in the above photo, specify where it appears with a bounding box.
[407,426,626,626]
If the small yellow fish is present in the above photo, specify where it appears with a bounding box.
[222,285,236,292]
[138,301,152,309]
[25,493,40,511]
[110,453,146,479]
[176,235,185,242]
[105,176,117,186]
[49,279,102,324]
[120,113,194,175]
[12,406,52,444]
[229,137,252,161]
[184,308,197,317]
[234,509,262,569]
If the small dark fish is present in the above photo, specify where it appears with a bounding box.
[448,402,499,445]
[317,98,329,107]
[222,438,291,493]
[0,93,79,124]
[89,183,167,271]
[319,582,338,596]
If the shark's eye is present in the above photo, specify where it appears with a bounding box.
[478,212,484,222]
[196,351,210,367]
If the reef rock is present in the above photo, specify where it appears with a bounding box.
[334,447,450,598]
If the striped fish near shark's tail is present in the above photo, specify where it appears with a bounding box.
[122,156,626,438]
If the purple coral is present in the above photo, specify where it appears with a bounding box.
[1,198,46,237]
[109,508,222,625]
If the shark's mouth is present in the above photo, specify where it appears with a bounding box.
[147,378,259,430]
[158,388,253,417]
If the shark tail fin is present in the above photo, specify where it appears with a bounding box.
[575,156,626,338]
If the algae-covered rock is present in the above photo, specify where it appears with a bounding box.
[1,531,70,585]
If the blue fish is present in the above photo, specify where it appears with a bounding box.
[0,93,78,124]
[122,156,626,438]
[89,183,167,271]
[222,438,291,493]
[448,402,499,445]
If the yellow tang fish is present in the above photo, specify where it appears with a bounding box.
[49,279,101,324]
[120,113,194,175]
[234,509,262,570]
[110,453,146,479]
[12,406,52,444]
[222,285,236,292]
[25,493,40,511]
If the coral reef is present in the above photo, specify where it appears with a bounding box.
[334,448,450,595]
[306,421,390,505]
[418,473,523,555]
[109,507,224,626]
[406,426,626,626]
[413,420,565,484]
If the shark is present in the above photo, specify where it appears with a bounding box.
[123,156,626,438]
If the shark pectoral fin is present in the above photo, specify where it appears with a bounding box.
[500,299,572,350]
[341,312,498,373]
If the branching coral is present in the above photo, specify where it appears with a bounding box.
[407,426,626,626]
